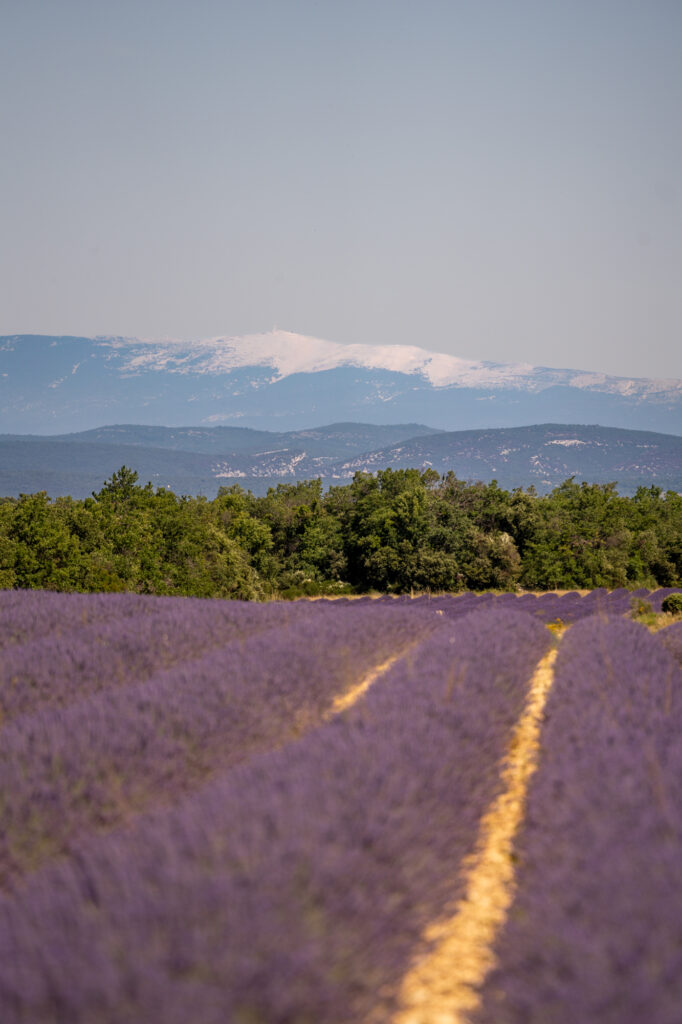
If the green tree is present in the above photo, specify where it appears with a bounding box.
[9,492,83,590]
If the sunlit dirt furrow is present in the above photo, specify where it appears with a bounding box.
[285,636,430,748]
[327,642,423,718]
[392,635,562,1024]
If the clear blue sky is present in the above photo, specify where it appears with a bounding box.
[1,0,681,378]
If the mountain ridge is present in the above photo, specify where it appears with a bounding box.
[94,330,681,397]
[2,333,681,435]
[1,421,680,499]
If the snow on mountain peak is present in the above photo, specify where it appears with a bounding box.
[99,330,681,398]
[103,330,544,389]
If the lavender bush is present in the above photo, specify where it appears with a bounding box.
[0,589,154,648]
[659,619,682,666]
[0,596,305,720]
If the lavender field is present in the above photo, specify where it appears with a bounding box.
[0,588,681,1023]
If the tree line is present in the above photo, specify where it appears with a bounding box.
[0,466,680,598]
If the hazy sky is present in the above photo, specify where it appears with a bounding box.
[1,0,681,378]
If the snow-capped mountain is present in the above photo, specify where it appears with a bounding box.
[1,331,681,434]
[96,330,680,397]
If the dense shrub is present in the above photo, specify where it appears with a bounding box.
[0,468,680,596]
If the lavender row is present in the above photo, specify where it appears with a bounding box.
[0,588,275,649]
[659,620,682,666]
[0,602,439,889]
[476,616,682,1024]
[0,596,312,721]
[0,607,551,1024]
[0,589,162,648]
[353,587,682,624]
[486,587,676,622]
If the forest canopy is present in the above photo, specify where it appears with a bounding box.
[0,467,680,598]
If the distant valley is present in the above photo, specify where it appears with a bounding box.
[1,422,680,498]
